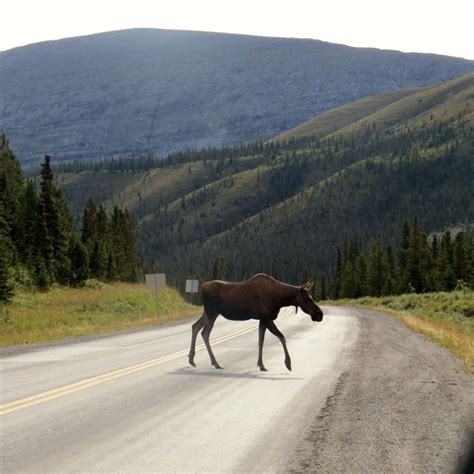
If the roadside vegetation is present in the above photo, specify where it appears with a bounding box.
[0,281,200,347]
[334,290,474,372]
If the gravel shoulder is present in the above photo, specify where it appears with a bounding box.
[286,307,474,473]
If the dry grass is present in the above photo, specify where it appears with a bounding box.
[0,282,201,346]
[331,290,474,372]
[396,312,473,372]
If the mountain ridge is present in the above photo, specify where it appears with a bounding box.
[1,28,473,165]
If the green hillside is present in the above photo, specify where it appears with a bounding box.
[51,73,474,287]
[271,88,419,142]
[274,72,474,141]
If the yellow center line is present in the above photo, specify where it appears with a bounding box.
[1,309,294,416]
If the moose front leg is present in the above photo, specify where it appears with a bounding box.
[266,320,292,371]
[257,320,267,371]
[201,316,222,369]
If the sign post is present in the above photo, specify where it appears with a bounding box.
[145,273,166,315]
[185,279,199,304]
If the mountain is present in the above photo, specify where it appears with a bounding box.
[1,28,474,165]
[52,73,474,284]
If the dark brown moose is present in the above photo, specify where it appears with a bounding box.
[188,273,324,371]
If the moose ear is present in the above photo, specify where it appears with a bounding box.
[301,281,313,292]
[300,280,309,288]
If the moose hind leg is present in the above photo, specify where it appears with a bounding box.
[266,320,292,371]
[257,320,267,371]
[201,316,222,369]
[189,314,205,367]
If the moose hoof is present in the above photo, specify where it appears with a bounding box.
[285,359,292,371]
[189,359,196,367]
[258,366,268,372]
[213,363,223,369]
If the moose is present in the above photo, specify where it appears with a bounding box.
[188,273,324,371]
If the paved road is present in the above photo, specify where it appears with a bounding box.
[1,306,472,473]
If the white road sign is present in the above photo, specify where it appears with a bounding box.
[146,273,166,290]
[185,279,199,293]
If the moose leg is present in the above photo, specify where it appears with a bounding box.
[188,314,205,367]
[266,320,292,371]
[201,316,222,369]
[257,320,267,371]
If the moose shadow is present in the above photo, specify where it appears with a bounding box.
[168,367,304,381]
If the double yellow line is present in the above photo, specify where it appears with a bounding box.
[0,323,260,417]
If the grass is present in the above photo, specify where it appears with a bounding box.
[0,281,201,347]
[331,290,474,372]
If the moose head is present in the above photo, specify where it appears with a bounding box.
[295,281,324,322]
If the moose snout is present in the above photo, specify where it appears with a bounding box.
[311,310,324,322]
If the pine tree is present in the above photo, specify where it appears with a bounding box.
[68,235,90,287]
[320,276,327,300]
[453,232,467,283]
[0,134,23,252]
[16,180,37,268]
[440,231,456,290]
[366,236,390,296]
[38,155,69,284]
[0,236,14,319]
[110,207,139,282]
[334,246,342,299]
[406,218,431,292]
[355,254,368,297]
[399,220,411,291]
[32,200,54,289]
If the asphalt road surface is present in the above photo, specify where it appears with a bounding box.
[1,306,472,473]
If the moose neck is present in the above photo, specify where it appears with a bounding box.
[279,284,300,308]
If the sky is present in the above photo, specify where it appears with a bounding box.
[2,0,474,59]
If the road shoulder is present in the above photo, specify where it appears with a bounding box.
[286,307,474,473]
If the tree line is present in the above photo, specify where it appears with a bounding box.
[0,134,141,306]
[327,218,474,300]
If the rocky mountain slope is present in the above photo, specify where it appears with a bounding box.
[1,28,473,165]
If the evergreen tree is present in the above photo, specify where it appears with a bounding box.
[16,180,37,268]
[38,155,70,284]
[0,236,14,318]
[0,134,23,251]
[320,276,327,300]
[399,220,411,291]
[110,207,140,282]
[453,232,467,283]
[406,218,431,292]
[68,235,90,287]
[366,236,390,296]
[440,231,456,290]
[334,246,342,299]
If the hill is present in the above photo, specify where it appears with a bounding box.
[50,73,474,286]
[1,28,474,165]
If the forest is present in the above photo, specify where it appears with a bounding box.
[0,134,141,304]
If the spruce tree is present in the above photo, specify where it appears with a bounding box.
[68,235,90,287]
[38,155,69,284]
[406,218,431,292]
[453,232,467,283]
[0,134,23,251]
[320,276,327,300]
[366,236,390,296]
[81,198,97,246]
[0,236,14,318]
[334,246,342,299]
[399,220,411,291]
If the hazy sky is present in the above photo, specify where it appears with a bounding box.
[2,0,473,59]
